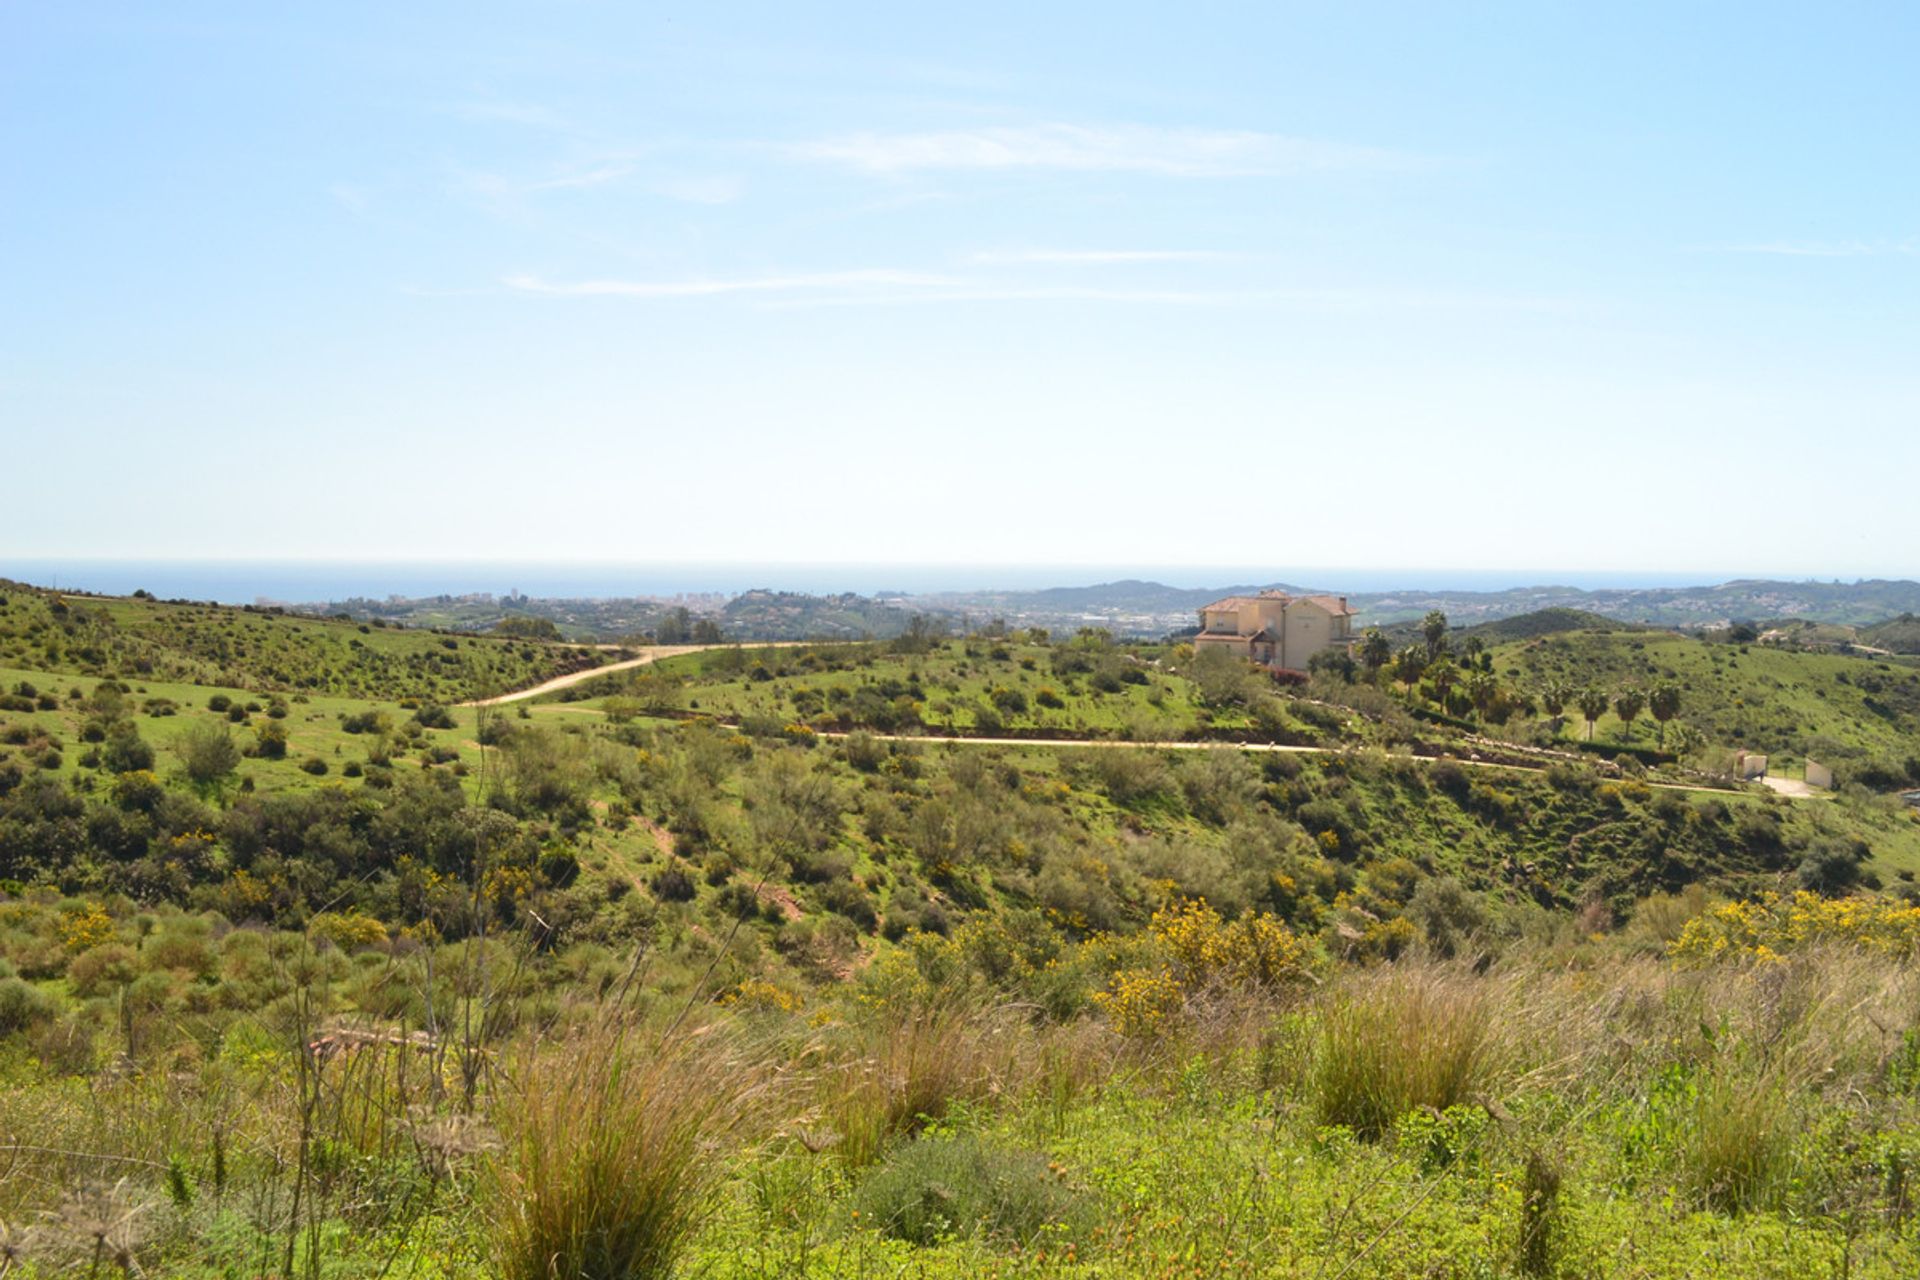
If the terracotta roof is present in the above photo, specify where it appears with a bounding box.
[1200,595,1280,612]
[1297,594,1357,617]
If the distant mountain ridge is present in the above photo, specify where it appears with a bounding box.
[273,575,1920,641]
[911,576,1920,636]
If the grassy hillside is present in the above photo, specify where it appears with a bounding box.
[555,636,1355,744]
[1863,613,1920,654]
[1460,607,1640,643]
[9,589,1920,1275]
[1491,627,1920,781]
[0,580,610,701]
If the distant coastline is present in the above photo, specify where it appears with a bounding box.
[0,558,1777,606]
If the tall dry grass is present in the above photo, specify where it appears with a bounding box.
[1310,964,1509,1138]
[816,1002,1040,1167]
[485,1018,771,1280]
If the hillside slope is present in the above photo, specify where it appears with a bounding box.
[0,581,608,701]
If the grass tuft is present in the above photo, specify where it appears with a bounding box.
[486,1019,765,1280]
[1310,966,1503,1139]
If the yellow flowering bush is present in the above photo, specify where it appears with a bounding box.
[1670,891,1920,962]
[1092,965,1184,1038]
[1093,900,1317,1036]
[1151,899,1315,990]
[59,902,117,952]
[722,977,805,1014]
[308,911,389,952]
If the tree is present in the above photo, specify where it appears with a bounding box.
[1465,669,1500,721]
[1308,646,1356,684]
[1426,658,1459,711]
[1359,627,1392,676]
[178,722,240,784]
[1395,645,1428,694]
[1422,611,1450,659]
[1576,688,1610,742]
[1537,678,1570,723]
[1192,647,1257,707]
[1613,689,1646,742]
[1648,683,1682,747]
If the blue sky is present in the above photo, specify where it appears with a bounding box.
[4,3,1916,579]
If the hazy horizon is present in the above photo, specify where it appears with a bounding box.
[0,557,1889,607]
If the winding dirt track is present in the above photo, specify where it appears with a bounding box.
[466,646,1783,799]
[462,646,710,707]
[463,642,805,707]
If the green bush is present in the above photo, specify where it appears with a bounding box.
[0,976,55,1034]
[853,1133,1088,1247]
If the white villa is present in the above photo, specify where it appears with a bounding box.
[1192,590,1357,670]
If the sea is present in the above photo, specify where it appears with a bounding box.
[0,559,1768,607]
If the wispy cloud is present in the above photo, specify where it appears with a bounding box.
[505,270,962,299]
[1722,239,1916,258]
[790,123,1419,177]
[506,270,1567,314]
[969,248,1231,265]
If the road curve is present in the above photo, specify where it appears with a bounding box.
[463,645,713,707]
[464,641,810,707]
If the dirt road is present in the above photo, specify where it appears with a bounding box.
[464,641,809,707]
[462,646,710,707]
[466,648,1778,799]
[848,732,1763,797]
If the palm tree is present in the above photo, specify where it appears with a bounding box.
[1613,689,1646,742]
[1360,627,1392,676]
[1396,645,1428,694]
[1466,669,1500,721]
[1427,658,1460,711]
[1649,683,1682,747]
[1422,610,1450,659]
[1576,687,1610,742]
[1538,678,1570,726]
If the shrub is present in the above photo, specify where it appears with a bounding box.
[412,703,456,730]
[853,1133,1087,1247]
[67,940,140,997]
[486,1024,762,1280]
[177,722,240,784]
[253,720,288,759]
[1405,876,1489,958]
[1669,891,1920,960]
[651,867,696,903]
[101,727,154,773]
[0,977,55,1034]
[299,756,329,776]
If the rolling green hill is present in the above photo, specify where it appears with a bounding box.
[1460,607,1640,644]
[1492,627,1920,781]
[0,580,610,701]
